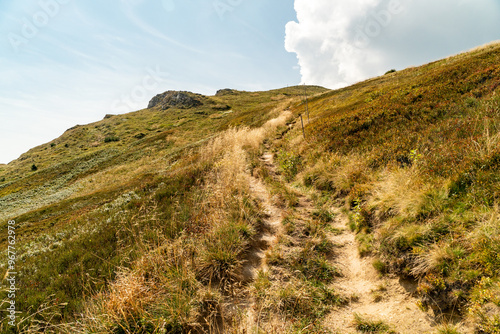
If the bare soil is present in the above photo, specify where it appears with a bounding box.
[244,152,282,281]
[241,152,283,332]
[243,150,473,333]
[322,210,440,333]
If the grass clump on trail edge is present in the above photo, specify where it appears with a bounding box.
[353,313,395,333]
[277,42,500,332]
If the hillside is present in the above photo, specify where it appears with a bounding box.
[277,41,500,333]
[1,41,500,333]
[0,85,328,333]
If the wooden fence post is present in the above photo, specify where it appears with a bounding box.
[304,84,309,123]
[300,114,305,139]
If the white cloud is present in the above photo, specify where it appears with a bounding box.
[285,0,500,89]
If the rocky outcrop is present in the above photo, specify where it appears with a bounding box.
[148,91,203,110]
[215,88,237,96]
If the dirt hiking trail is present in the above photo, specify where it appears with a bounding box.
[244,152,282,281]
[323,211,439,333]
[242,152,283,331]
[243,148,473,333]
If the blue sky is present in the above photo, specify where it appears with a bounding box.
[0,0,300,164]
[1,0,500,164]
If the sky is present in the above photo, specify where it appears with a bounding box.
[285,0,500,89]
[0,0,300,164]
[1,0,500,164]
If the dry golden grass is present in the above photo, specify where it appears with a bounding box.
[368,166,431,219]
[300,152,371,198]
[101,270,153,325]
[74,240,202,333]
[467,40,500,54]
[411,243,454,277]
[332,154,371,195]
[476,205,499,231]
[70,109,294,333]
[472,117,500,160]
[201,109,292,163]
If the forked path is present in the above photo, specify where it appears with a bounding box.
[323,210,439,333]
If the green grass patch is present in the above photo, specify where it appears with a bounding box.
[354,313,395,333]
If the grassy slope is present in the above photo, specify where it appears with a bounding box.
[0,86,327,332]
[278,42,500,331]
[2,41,500,333]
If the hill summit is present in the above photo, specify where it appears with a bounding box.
[147,90,205,109]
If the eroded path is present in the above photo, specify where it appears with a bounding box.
[323,210,438,333]
[243,152,283,331]
[244,152,282,280]
[242,148,473,333]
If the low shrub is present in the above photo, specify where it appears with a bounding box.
[104,136,120,143]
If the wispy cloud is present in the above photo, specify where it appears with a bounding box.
[121,2,206,55]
